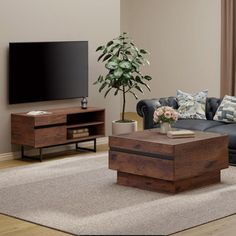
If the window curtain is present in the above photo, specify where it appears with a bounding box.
[221,0,236,96]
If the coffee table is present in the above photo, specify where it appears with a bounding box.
[109,129,228,193]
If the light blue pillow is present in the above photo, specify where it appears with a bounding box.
[177,89,208,119]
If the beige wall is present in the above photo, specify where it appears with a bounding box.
[0,0,120,153]
[121,0,221,112]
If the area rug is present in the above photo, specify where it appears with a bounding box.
[0,152,236,235]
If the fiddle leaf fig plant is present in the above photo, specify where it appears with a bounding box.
[94,32,152,122]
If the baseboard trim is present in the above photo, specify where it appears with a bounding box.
[0,137,108,162]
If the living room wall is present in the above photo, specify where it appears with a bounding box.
[0,0,120,154]
[121,0,221,112]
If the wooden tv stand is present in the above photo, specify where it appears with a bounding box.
[11,107,105,161]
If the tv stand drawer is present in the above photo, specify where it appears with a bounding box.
[35,126,66,148]
[34,114,66,127]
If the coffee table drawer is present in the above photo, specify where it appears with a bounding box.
[109,150,174,181]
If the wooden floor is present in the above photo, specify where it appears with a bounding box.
[0,112,236,236]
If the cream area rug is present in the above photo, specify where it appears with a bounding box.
[0,152,236,235]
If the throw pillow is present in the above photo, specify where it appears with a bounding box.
[213,95,236,122]
[177,89,208,119]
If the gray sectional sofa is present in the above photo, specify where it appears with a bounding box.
[137,96,236,165]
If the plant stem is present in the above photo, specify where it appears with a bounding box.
[122,85,126,121]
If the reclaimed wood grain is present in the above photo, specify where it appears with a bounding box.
[117,170,220,194]
[109,150,174,180]
[11,107,105,158]
[109,129,228,193]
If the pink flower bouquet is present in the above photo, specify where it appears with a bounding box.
[153,106,178,124]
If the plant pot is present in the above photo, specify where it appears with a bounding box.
[112,120,137,135]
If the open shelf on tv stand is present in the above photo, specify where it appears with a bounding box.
[11,107,105,161]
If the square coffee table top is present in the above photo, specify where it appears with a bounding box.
[110,128,228,146]
[109,128,228,157]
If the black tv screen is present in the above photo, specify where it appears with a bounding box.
[9,41,88,104]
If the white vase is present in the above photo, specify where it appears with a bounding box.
[160,122,171,134]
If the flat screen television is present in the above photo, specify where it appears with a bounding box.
[9,41,88,104]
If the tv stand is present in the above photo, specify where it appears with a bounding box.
[11,107,105,161]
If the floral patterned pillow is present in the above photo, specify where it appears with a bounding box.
[177,89,208,119]
[213,95,236,122]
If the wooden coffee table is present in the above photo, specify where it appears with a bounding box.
[109,129,229,193]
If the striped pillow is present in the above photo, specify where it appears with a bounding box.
[213,95,236,122]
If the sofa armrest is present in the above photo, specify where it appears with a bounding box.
[136,99,161,130]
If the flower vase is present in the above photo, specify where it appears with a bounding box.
[160,122,171,134]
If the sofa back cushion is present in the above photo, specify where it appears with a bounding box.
[159,97,179,109]
[177,90,208,120]
[158,97,222,120]
[213,95,236,122]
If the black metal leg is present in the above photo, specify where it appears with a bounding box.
[39,148,43,162]
[94,139,96,152]
[20,139,96,162]
[21,145,24,160]
[21,145,43,161]
[76,139,97,152]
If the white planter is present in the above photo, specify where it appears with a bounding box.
[112,120,137,135]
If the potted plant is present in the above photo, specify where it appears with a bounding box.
[94,32,152,134]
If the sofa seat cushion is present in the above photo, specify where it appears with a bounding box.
[206,124,236,149]
[172,119,225,131]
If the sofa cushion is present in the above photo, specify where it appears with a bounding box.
[172,119,224,131]
[177,89,208,120]
[206,124,236,149]
[213,95,236,123]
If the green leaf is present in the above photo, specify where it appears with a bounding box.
[123,73,131,79]
[125,51,132,55]
[140,49,149,54]
[144,75,152,81]
[119,61,132,69]
[106,73,116,80]
[128,79,133,86]
[104,87,112,98]
[110,56,120,63]
[144,83,151,91]
[106,41,113,47]
[145,59,150,65]
[114,68,123,78]
[129,91,138,99]
[99,82,107,93]
[96,45,104,51]
[105,61,119,70]
[109,44,120,53]
[135,85,143,93]
[136,58,144,65]
[103,54,112,62]
[98,53,105,62]
[98,75,103,82]
[135,75,141,82]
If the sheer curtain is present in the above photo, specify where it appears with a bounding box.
[221,0,236,96]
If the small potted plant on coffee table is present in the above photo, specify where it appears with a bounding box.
[94,32,152,134]
[153,106,178,134]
